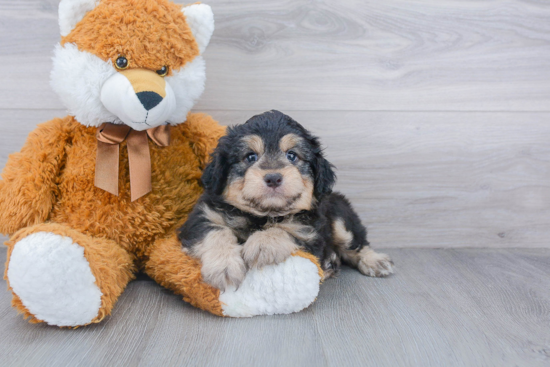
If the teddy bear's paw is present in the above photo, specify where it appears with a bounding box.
[357,248,394,277]
[242,228,298,269]
[7,232,102,327]
[219,254,321,317]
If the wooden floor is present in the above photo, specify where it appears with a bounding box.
[2,246,550,367]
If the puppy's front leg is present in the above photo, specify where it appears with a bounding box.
[242,227,299,269]
[191,228,246,291]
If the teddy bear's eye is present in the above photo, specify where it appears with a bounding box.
[115,56,128,70]
[156,66,168,76]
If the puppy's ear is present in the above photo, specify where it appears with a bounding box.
[313,153,336,199]
[202,150,229,196]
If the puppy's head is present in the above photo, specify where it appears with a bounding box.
[203,110,336,217]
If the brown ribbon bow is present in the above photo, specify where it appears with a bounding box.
[95,122,170,201]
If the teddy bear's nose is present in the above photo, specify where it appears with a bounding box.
[137,91,163,111]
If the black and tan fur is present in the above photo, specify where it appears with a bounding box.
[178,110,394,290]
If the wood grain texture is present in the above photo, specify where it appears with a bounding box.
[1,109,549,248]
[2,246,550,367]
[1,1,549,365]
[0,0,550,111]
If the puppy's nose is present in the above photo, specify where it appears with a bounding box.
[264,173,283,188]
[136,91,163,110]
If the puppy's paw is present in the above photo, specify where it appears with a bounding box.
[193,229,247,291]
[242,228,298,269]
[201,254,247,291]
[357,249,394,277]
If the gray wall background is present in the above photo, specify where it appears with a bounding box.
[1,0,549,248]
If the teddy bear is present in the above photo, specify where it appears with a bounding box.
[0,0,322,327]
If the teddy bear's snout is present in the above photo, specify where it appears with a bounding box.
[100,68,176,131]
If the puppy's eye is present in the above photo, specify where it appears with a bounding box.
[115,56,129,70]
[245,152,258,163]
[156,66,168,76]
[286,151,298,162]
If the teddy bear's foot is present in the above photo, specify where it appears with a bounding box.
[7,232,102,326]
[146,234,323,317]
[5,223,135,327]
[219,252,322,317]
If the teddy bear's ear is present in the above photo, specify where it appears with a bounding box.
[182,4,215,54]
[58,0,99,37]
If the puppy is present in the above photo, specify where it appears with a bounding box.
[178,110,394,290]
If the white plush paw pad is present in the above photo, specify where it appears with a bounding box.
[219,255,320,317]
[7,232,102,327]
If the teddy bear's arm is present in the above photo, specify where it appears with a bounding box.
[180,113,227,169]
[0,118,70,235]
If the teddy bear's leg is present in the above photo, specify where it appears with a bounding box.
[144,234,225,316]
[144,233,323,317]
[4,223,135,327]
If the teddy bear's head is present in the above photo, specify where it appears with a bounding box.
[51,0,214,131]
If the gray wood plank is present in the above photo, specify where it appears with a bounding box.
[1,247,550,366]
[1,0,550,111]
[1,109,549,248]
[312,248,550,367]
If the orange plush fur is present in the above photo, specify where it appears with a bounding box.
[0,0,234,322]
[62,0,199,74]
[1,114,227,322]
